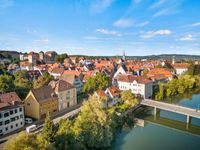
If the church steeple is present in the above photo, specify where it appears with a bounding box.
[123,51,126,61]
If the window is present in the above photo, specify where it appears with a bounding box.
[16,123,18,127]
[5,127,8,131]
[19,108,22,112]
[0,113,1,118]
[20,114,23,118]
[5,120,10,125]
[27,103,30,106]
[15,109,18,113]
[0,130,2,133]
[20,122,23,125]
[11,117,15,122]
[0,121,2,126]
[15,116,19,120]
[4,112,9,117]
[10,110,13,115]
[11,125,13,129]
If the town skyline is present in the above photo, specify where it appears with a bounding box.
[0,0,200,56]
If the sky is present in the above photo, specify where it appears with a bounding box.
[0,0,200,56]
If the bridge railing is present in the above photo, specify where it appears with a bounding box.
[143,99,197,111]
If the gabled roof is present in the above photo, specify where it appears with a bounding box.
[147,68,173,78]
[62,70,82,76]
[115,74,152,84]
[0,92,22,110]
[107,86,120,97]
[172,63,190,69]
[49,79,74,93]
[59,74,80,84]
[95,90,107,98]
[31,86,57,103]
[51,67,64,74]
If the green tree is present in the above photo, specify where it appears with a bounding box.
[82,73,110,94]
[0,74,14,93]
[73,96,113,149]
[54,53,68,63]
[120,90,138,107]
[55,119,86,150]
[14,71,32,99]
[43,113,55,143]
[82,77,96,93]
[3,132,39,150]
[94,73,109,90]
[155,83,166,100]
[3,132,51,150]
[33,72,53,89]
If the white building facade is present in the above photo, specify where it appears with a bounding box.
[114,75,153,99]
[0,105,24,136]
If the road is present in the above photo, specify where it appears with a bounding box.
[0,103,82,149]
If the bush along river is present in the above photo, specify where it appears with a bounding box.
[108,91,200,150]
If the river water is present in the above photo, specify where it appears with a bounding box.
[109,92,200,150]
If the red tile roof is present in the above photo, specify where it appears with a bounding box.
[147,68,173,78]
[115,74,152,84]
[0,92,22,110]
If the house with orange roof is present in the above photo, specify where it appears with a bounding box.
[172,63,190,75]
[105,86,121,106]
[49,67,64,79]
[0,92,24,135]
[147,68,173,80]
[19,61,33,71]
[62,70,83,80]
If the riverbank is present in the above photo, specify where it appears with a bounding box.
[107,92,200,150]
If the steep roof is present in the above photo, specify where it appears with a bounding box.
[115,74,152,84]
[51,67,64,74]
[62,70,82,76]
[172,63,190,69]
[49,79,74,93]
[147,68,173,78]
[59,74,79,84]
[107,86,120,97]
[0,92,22,110]
[31,86,57,103]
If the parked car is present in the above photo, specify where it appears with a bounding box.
[26,124,37,133]
[25,117,33,124]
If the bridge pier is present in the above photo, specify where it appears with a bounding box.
[186,115,191,124]
[154,107,159,120]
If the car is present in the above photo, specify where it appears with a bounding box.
[25,117,33,124]
[26,124,37,133]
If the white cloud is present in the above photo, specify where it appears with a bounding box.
[33,39,50,44]
[91,0,114,13]
[150,0,167,9]
[151,0,182,17]
[189,22,200,27]
[140,29,172,38]
[113,19,133,28]
[179,34,196,41]
[135,21,149,27]
[153,7,177,17]
[26,29,38,33]
[83,36,99,40]
[96,28,121,36]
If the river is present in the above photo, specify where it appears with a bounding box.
[108,92,200,150]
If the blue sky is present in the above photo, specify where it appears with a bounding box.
[0,0,200,56]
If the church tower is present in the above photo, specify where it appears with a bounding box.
[123,51,126,61]
[172,56,175,64]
